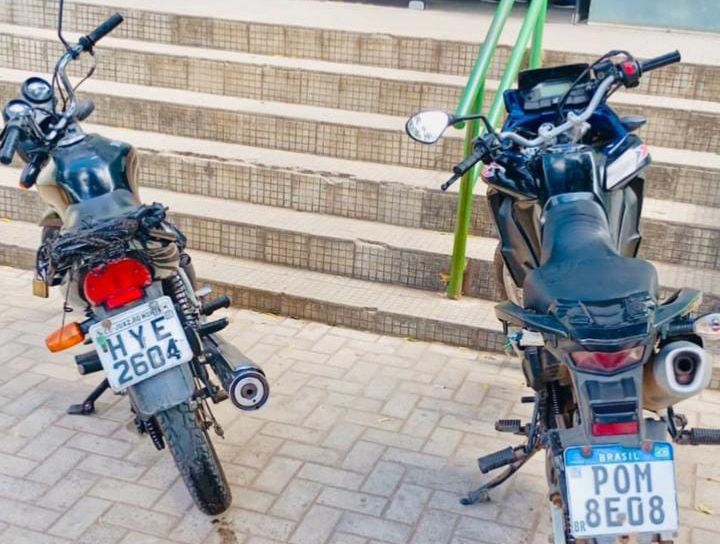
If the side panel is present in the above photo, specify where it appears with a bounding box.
[488,189,541,287]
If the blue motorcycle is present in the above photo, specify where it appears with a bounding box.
[406,50,720,543]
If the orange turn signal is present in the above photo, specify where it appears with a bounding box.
[45,322,85,353]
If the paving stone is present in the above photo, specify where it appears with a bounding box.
[337,512,412,544]
[410,510,457,544]
[252,456,303,494]
[269,479,323,521]
[47,496,112,540]
[317,487,387,516]
[341,441,385,474]
[385,484,432,525]
[361,461,405,497]
[102,504,180,537]
[289,504,343,544]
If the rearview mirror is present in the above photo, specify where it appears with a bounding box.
[405,110,452,144]
[75,99,95,121]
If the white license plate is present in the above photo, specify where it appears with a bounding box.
[565,442,678,538]
[88,296,194,392]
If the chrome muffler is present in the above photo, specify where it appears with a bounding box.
[202,333,270,411]
[644,341,711,411]
[227,367,269,411]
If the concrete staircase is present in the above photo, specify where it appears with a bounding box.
[0,0,718,351]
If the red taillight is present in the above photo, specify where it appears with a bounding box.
[592,421,639,436]
[571,346,644,373]
[83,258,152,310]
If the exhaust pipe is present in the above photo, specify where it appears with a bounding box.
[644,341,711,411]
[227,367,270,411]
[202,333,270,411]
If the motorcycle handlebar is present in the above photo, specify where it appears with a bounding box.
[640,50,681,74]
[79,13,124,51]
[0,125,21,165]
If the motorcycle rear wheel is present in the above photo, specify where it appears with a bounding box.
[155,401,232,515]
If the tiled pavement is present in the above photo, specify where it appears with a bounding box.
[0,266,720,544]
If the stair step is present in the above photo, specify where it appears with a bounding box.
[6,0,719,102]
[2,24,716,124]
[1,174,718,307]
[0,219,505,352]
[0,62,718,170]
[86,123,720,213]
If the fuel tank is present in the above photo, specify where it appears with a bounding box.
[36,133,139,223]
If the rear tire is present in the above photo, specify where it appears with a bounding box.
[155,402,232,515]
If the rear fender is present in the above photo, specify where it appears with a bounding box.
[127,362,194,419]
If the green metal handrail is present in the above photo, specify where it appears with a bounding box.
[446,0,547,299]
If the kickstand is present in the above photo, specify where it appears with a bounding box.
[461,452,534,505]
[67,378,109,416]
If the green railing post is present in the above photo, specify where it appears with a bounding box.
[447,0,547,299]
[484,0,549,133]
[447,89,483,299]
[529,0,547,68]
[446,0,515,299]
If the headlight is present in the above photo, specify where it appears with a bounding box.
[3,99,32,121]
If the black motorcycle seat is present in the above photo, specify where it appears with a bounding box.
[64,189,140,231]
[523,197,658,312]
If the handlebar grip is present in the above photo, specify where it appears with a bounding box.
[80,12,124,51]
[0,125,21,166]
[640,50,681,74]
[452,148,484,177]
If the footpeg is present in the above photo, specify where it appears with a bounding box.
[477,447,519,474]
[677,427,720,445]
[495,419,523,434]
[228,367,270,411]
[74,351,102,375]
[197,318,229,337]
[201,295,231,316]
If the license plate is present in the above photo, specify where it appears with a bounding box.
[565,442,678,538]
[88,296,194,392]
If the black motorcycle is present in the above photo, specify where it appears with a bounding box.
[407,51,720,543]
[0,2,269,515]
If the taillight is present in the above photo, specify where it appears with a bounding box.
[83,258,152,310]
[571,346,644,373]
[592,421,639,436]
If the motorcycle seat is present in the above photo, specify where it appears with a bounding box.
[63,189,140,231]
[523,196,658,313]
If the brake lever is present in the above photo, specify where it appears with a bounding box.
[441,172,461,191]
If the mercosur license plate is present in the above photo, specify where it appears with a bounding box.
[88,296,194,392]
[565,442,678,538]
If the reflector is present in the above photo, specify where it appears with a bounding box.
[592,421,639,436]
[83,258,152,310]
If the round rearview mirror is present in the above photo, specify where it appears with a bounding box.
[405,110,451,144]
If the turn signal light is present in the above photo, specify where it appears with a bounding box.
[83,258,152,310]
[46,322,85,353]
[571,346,644,373]
[592,421,639,437]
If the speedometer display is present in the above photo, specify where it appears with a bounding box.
[535,81,572,99]
[22,77,54,104]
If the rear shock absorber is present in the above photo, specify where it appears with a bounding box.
[549,382,563,428]
[168,272,199,328]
